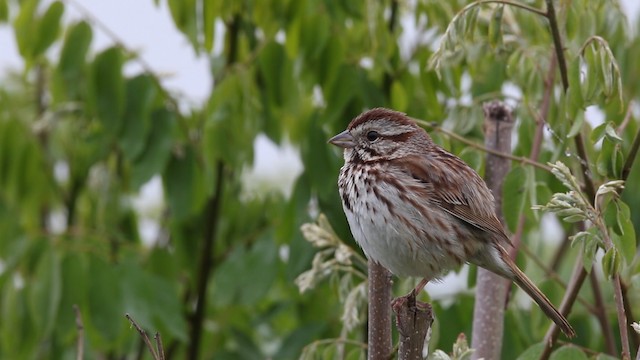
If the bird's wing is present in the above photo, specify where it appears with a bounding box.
[400,151,511,245]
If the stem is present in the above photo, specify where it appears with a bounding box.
[589,271,617,355]
[154,333,165,360]
[545,0,568,91]
[613,274,631,359]
[621,118,640,181]
[597,219,631,360]
[73,305,84,360]
[186,161,225,359]
[457,0,547,23]
[126,314,160,360]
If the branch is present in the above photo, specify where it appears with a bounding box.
[394,297,433,359]
[471,101,514,360]
[368,260,393,360]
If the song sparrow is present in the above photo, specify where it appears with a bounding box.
[329,108,575,338]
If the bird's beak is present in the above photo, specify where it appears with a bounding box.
[328,130,355,149]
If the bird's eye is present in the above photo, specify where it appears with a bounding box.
[366,131,379,141]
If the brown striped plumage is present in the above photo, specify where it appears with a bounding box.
[329,108,575,338]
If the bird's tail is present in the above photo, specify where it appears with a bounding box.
[501,253,576,338]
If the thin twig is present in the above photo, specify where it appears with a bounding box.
[73,305,84,360]
[155,333,165,360]
[125,313,159,360]
[541,254,588,359]
[616,102,634,135]
[412,118,552,171]
[302,338,368,351]
[518,244,595,313]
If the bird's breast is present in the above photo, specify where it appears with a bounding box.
[338,165,470,279]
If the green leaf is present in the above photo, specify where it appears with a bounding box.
[55,252,89,338]
[390,81,408,112]
[502,166,527,232]
[597,137,617,177]
[120,263,188,341]
[212,234,278,306]
[119,75,158,161]
[90,47,125,136]
[581,232,600,273]
[163,147,206,221]
[87,256,124,345]
[0,0,9,22]
[604,122,622,143]
[613,201,636,264]
[566,56,584,122]
[1,281,37,357]
[167,0,197,50]
[131,108,175,188]
[594,354,621,360]
[54,21,92,100]
[258,41,287,107]
[488,5,504,49]
[549,345,588,360]
[566,113,584,139]
[590,121,608,143]
[601,247,620,279]
[27,242,61,339]
[32,1,64,58]
[12,0,38,62]
[515,342,545,360]
[202,0,216,52]
[58,21,93,76]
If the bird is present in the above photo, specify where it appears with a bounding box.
[328,107,575,338]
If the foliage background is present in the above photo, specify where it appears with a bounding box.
[0,0,639,358]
